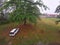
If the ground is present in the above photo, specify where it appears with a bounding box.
[0,18,60,45]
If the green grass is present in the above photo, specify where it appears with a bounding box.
[0,18,60,45]
[0,22,18,32]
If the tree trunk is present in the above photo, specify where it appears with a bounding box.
[24,17,26,25]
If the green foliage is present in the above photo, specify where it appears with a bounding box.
[0,20,10,25]
[0,0,48,25]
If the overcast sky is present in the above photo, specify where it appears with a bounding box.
[39,0,60,14]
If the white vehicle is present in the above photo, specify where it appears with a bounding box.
[9,28,19,36]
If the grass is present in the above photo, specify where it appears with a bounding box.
[0,18,60,45]
[0,22,18,33]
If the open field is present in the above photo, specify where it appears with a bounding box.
[0,18,60,45]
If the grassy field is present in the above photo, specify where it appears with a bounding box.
[0,18,60,45]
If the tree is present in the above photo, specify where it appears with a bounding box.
[55,5,60,18]
[0,0,48,25]
[55,5,60,13]
[55,5,60,24]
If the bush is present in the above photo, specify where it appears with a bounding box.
[0,20,10,25]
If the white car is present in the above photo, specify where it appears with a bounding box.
[9,28,19,36]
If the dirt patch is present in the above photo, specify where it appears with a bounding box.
[16,24,35,35]
[17,24,35,30]
[1,24,46,40]
[16,24,35,37]
[47,42,60,45]
[1,24,35,38]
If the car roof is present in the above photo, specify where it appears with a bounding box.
[10,28,17,32]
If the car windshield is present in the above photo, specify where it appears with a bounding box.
[10,32,14,34]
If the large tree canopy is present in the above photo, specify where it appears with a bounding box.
[55,5,60,18]
[55,5,60,13]
[55,5,60,24]
[0,0,49,25]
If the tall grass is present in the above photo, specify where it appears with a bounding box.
[0,18,60,45]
